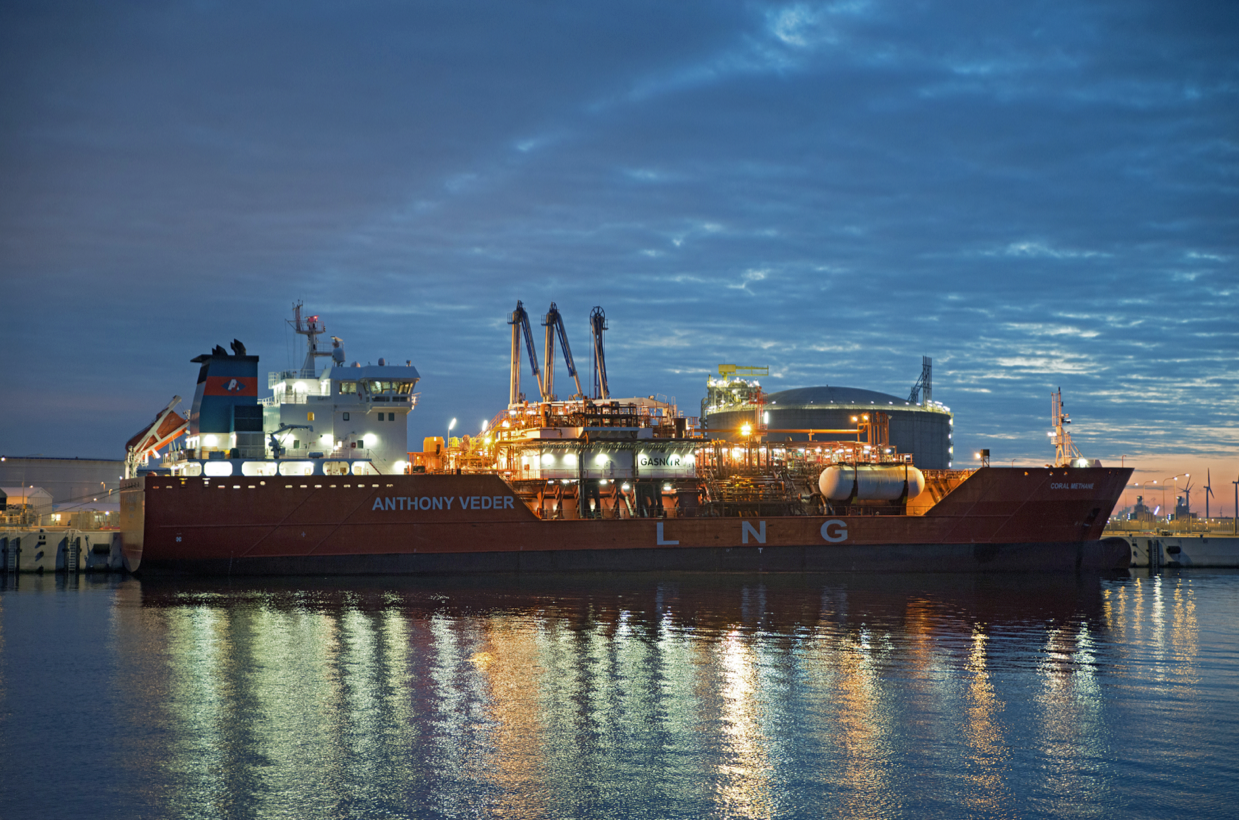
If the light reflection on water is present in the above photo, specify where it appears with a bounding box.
[1,571,1238,819]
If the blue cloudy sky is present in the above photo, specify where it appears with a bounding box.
[2,1,1236,512]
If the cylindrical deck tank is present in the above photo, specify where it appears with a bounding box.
[819,464,926,501]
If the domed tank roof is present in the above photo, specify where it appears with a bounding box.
[765,386,911,407]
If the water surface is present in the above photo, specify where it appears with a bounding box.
[2,570,1236,819]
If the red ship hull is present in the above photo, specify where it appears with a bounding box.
[120,466,1132,575]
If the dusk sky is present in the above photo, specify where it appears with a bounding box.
[2,1,1236,514]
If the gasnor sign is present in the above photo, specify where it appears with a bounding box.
[635,448,696,477]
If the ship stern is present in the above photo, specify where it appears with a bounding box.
[119,477,145,573]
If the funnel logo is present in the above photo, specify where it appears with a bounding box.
[205,376,257,397]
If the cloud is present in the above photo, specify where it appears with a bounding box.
[995,242,1112,260]
[0,0,1235,472]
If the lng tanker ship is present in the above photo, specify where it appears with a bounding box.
[119,303,1132,575]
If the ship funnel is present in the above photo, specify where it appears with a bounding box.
[188,345,261,457]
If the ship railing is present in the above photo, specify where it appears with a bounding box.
[268,369,318,386]
[259,392,313,406]
[494,401,694,437]
[259,385,332,406]
[323,447,373,460]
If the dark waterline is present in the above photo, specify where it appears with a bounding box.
[2,570,1237,819]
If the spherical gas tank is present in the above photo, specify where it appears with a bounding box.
[819,464,926,501]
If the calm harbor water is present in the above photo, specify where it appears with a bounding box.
[2,570,1237,820]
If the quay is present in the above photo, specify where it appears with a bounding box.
[1,527,124,574]
[1110,533,1239,569]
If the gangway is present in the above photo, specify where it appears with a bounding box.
[717,365,769,378]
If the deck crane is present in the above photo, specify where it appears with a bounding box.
[268,423,315,459]
[589,306,609,400]
[542,302,584,401]
[509,300,543,406]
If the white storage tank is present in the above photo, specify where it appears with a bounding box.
[819,464,926,502]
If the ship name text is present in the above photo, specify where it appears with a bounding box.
[372,495,516,512]
[1050,482,1094,490]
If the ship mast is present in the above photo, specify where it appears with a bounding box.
[289,301,331,377]
[1051,387,1082,468]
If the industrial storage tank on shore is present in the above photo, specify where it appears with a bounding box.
[705,385,954,469]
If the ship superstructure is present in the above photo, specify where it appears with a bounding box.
[151,302,419,478]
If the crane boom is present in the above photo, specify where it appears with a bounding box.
[590,306,609,400]
[542,302,584,400]
[509,300,543,405]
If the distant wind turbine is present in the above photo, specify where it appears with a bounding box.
[1204,469,1214,520]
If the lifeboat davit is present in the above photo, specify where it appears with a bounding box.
[819,464,926,501]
